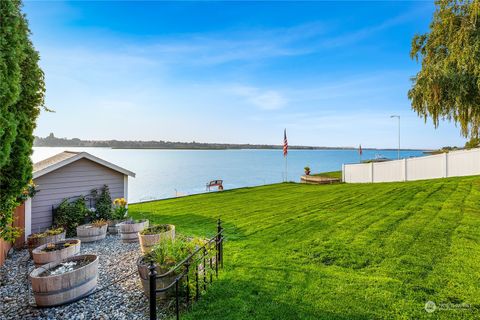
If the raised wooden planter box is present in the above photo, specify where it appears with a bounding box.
[137,257,179,299]
[139,224,175,254]
[27,230,66,258]
[300,175,340,184]
[32,239,81,267]
[76,224,107,243]
[29,254,99,307]
[117,220,149,243]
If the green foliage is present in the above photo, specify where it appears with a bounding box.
[0,198,21,241]
[145,235,197,268]
[130,177,480,319]
[465,136,480,149]
[53,186,115,236]
[18,179,37,202]
[92,185,113,220]
[144,234,215,301]
[140,224,171,235]
[409,0,480,138]
[53,197,88,237]
[0,0,45,242]
[29,227,64,239]
[112,197,128,220]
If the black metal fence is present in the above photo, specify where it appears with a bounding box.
[148,219,224,320]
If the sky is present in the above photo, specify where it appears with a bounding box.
[24,1,468,149]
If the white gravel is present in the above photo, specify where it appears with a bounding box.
[0,235,165,320]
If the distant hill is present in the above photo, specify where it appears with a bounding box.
[34,133,425,151]
[34,133,350,150]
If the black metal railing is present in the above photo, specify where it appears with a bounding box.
[148,219,224,320]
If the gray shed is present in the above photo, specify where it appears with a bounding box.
[27,151,135,235]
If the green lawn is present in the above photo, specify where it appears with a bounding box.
[312,170,342,179]
[130,177,480,319]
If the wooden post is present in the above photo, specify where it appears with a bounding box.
[149,261,157,320]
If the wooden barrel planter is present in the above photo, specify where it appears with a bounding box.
[32,239,81,267]
[137,257,179,299]
[107,219,123,235]
[117,220,149,243]
[76,224,108,243]
[27,229,66,258]
[139,224,175,254]
[29,254,99,307]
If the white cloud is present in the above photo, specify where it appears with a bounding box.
[229,85,288,110]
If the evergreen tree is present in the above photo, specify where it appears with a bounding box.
[0,0,45,241]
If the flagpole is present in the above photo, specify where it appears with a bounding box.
[283,128,288,182]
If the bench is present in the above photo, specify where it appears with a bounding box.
[206,180,223,191]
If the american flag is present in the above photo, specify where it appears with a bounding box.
[283,129,288,157]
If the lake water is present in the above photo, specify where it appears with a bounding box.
[32,147,425,203]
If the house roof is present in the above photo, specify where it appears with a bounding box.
[33,151,136,179]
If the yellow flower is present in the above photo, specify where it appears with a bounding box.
[113,198,127,207]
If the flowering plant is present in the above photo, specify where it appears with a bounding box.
[112,198,128,220]
[19,179,37,201]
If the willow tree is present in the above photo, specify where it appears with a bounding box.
[0,0,45,242]
[409,0,480,138]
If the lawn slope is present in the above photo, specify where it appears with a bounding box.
[130,176,480,319]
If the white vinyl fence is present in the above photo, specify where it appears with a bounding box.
[343,148,480,183]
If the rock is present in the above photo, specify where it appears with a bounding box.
[0,235,150,320]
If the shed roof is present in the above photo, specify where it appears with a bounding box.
[33,151,136,179]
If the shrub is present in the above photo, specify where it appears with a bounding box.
[53,197,87,236]
[93,185,113,220]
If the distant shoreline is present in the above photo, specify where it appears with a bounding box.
[34,145,429,152]
[34,134,430,151]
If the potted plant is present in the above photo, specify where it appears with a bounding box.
[31,239,81,267]
[117,219,149,243]
[53,197,88,237]
[29,254,99,307]
[139,224,175,254]
[84,207,96,224]
[76,219,108,243]
[109,197,128,234]
[137,235,199,299]
[304,166,311,175]
[27,227,66,258]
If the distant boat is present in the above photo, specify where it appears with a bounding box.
[362,154,391,163]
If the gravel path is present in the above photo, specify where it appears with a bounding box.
[0,235,165,320]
